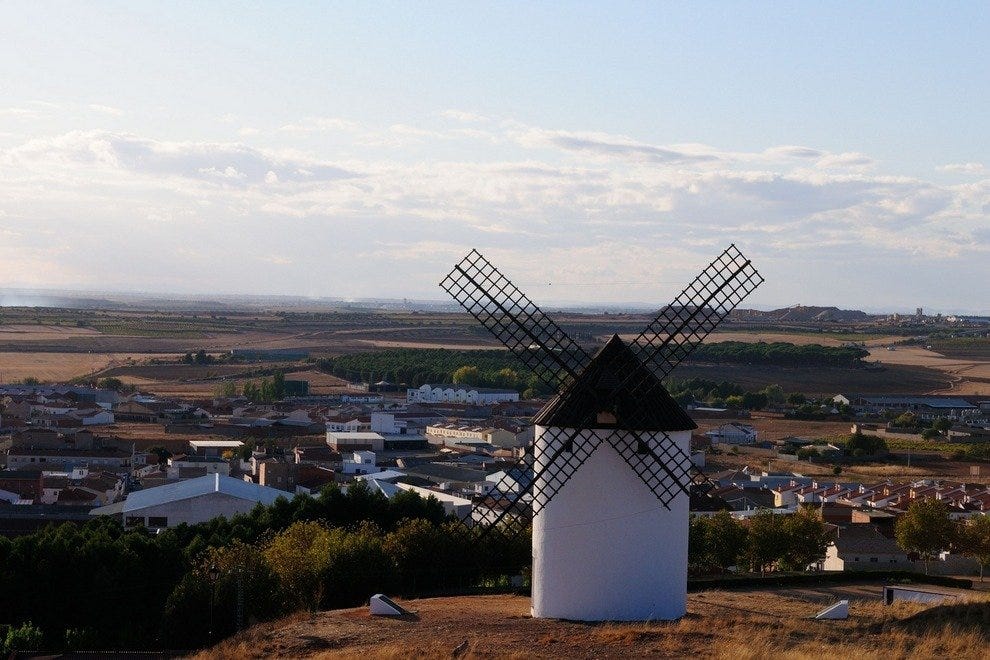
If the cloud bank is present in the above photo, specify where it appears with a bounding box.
[0,115,986,312]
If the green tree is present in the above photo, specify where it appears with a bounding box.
[98,377,125,392]
[452,365,481,385]
[2,622,43,654]
[745,511,788,574]
[688,515,710,573]
[271,371,285,400]
[215,380,237,397]
[263,521,333,611]
[242,381,259,401]
[780,509,830,571]
[491,368,520,389]
[742,391,769,410]
[957,516,990,582]
[932,417,952,433]
[761,384,785,405]
[146,445,172,466]
[705,511,748,573]
[893,412,917,428]
[845,433,887,456]
[725,395,744,409]
[895,498,955,574]
[786,392,807,405]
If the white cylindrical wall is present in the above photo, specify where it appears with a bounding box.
[531,425,690,621]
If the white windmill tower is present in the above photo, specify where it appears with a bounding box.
[440,245,763,621]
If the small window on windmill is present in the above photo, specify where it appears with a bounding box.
[636,438,650,455]
[562,437,573,453]
[596,410,617,424]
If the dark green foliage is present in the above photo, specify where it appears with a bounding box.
[688,341,869,367]
[0,485,523,651]
[842,432,888,456]
[2,621,44,653]
[97,377,125,392]
[689,511,748,574]
[316,349,554,395]
[242,371,286,402]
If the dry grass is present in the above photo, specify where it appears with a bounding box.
[868,346,990,396]
[193,588,990,659]
[0,351,164,382]
[0,323,103,339]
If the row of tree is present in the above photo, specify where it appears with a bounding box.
[317,343,867,396]
[316,349,556,397]
[212,372,288,402]
[241,372,286,402]
[0,482,528,651]
[895,499,990,577]
[689,509,831,575]
[181,349,218,365]
[688,341,869,367]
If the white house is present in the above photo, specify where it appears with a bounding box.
[342,450,379,475]
[90,473,287,529]
[326,431,384,452]
[406,383,519,405]
[166,454,231,479]
[823,524,910,571]
[188,439,245,457]
[326,416,371,433]
[705,423,758,445]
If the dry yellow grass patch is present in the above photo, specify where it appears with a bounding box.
[194,589,990,659]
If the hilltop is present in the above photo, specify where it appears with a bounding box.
[195,586,989,659]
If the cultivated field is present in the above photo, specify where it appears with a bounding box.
[0,351,163,383]
[868,346,990,396]
[0,311,984,399]
[195,586,990,659]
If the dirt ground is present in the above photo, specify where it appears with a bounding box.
[693,416,852,442]
[195,586,990,659]
[0,351,164,382]
[868,346,990,396]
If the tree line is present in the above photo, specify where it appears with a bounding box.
[317,343,864,397]
[688,341,869,367]
[0,482,528,652]
[316,349,557,397]
[689,509,831,575]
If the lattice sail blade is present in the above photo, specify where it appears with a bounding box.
[631,244,764,380]
[469,428,604,541]
[530,427,603,517]
[609,431,696,509]
[471,453,534,541]
[440,249,592,391]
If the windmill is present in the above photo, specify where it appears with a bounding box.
[439,245,763,621]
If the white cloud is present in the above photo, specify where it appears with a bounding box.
[87,104,124,116]
[938,162,986,174]
[440,109,491,123]
[277,117,360,133]
[0,120,985,309]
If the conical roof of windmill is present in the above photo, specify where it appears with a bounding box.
[534,334,697,432]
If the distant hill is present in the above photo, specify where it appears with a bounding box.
[732,305,875,324]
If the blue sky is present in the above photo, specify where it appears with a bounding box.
[0,2,987,313]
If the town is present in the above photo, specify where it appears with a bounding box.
[2,363,988,562]
[3,3,989,655]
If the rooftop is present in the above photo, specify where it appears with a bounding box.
[94,473,287,514]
